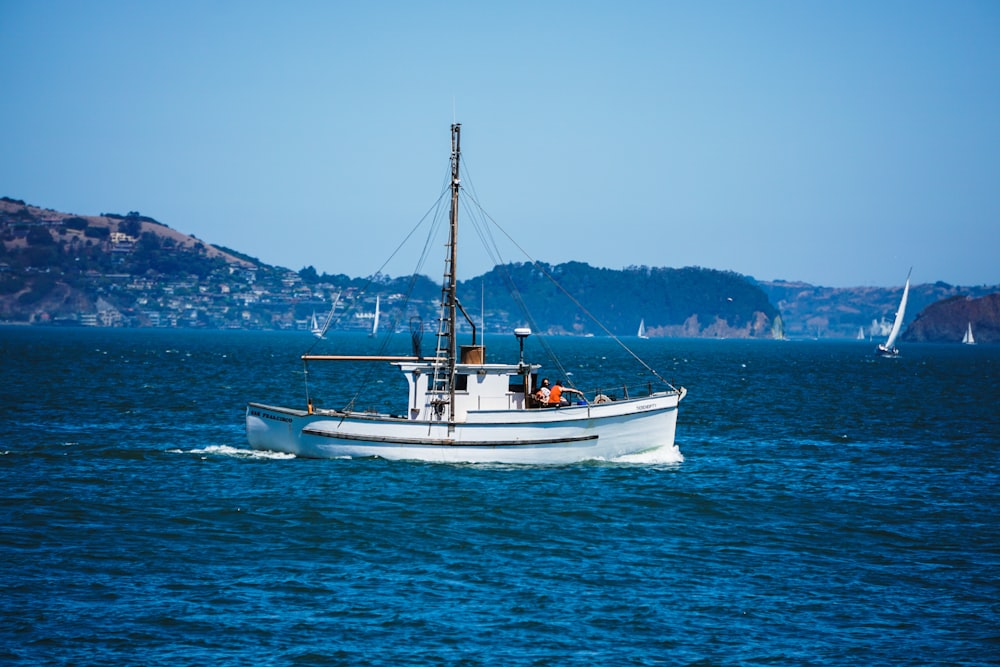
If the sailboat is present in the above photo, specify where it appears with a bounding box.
[311,293,341,339]
[962,322,976,345]
[369,296,380,338]
[637,319,648,339]
[246,124,686,464]
[857,326,866,341]
[876,269,911,357]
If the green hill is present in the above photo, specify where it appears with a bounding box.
[464,262,779,337]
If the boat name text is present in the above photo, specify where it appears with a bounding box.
[249,409,293,423]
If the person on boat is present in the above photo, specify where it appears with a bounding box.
[533,378,551,406]
[548,380,584,406]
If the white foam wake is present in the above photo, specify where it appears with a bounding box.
[171,445,296,460]
[613,444,685,465]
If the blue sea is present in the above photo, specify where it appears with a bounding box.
[2,327,998,666]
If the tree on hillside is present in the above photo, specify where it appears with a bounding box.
[119,214,142,237]
[26,227,54,246]
[299,266,320,284]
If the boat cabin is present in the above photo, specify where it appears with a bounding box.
[394,352,541,421]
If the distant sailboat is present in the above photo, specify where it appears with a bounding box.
[637,319,648,339]
[772,314,785,340]
[857,326,865,341]
[369,295,380,338]
[962,322,976,345]
[876,269,911,357]
[312,293,341,339]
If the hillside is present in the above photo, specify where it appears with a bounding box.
[0,197,251,266]
[467,262,780,338]
[4,194,995,340]
[14,196,998,341]
[0,196,265,326]
[0,197,784,336]
[903,293,1000,344]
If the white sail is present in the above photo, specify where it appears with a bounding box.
[772,315,785,340]
[370,296,380,337]
[637,319,647,338]
[857,326,865,340]
[963,322,975,345]
[883,273,910,350]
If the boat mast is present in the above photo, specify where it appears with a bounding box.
[447,123,461,421]
[445,123,462,422]
[430,124,462,423]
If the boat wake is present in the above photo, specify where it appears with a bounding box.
[171,445,296,460]
[612,444,685,465]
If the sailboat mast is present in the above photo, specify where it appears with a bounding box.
[446,123,461,420]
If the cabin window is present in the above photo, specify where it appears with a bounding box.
[455,374,468,391]
[509,377,525,393]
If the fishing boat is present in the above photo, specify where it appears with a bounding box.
[246,124,686,463]
[962,322,975,345]
[876,269,911,357]
[637,319,648,339]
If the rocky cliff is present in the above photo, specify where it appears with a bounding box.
[902,293,1000,344]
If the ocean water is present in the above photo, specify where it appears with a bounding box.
[1,327,998,666]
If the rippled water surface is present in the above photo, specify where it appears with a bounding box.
[2,327,998,665]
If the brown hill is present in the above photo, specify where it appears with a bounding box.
[0,197,251,266]
[1,196,259,324]
[903,293,1000,344]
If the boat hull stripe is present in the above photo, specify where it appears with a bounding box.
[301,428,599,448]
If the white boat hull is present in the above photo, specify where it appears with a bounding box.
[247,389,685,464]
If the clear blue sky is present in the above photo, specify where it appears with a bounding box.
[2,0,998,287]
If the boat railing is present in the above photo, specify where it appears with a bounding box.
[528,380,677,408]
[589,381,662,403]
